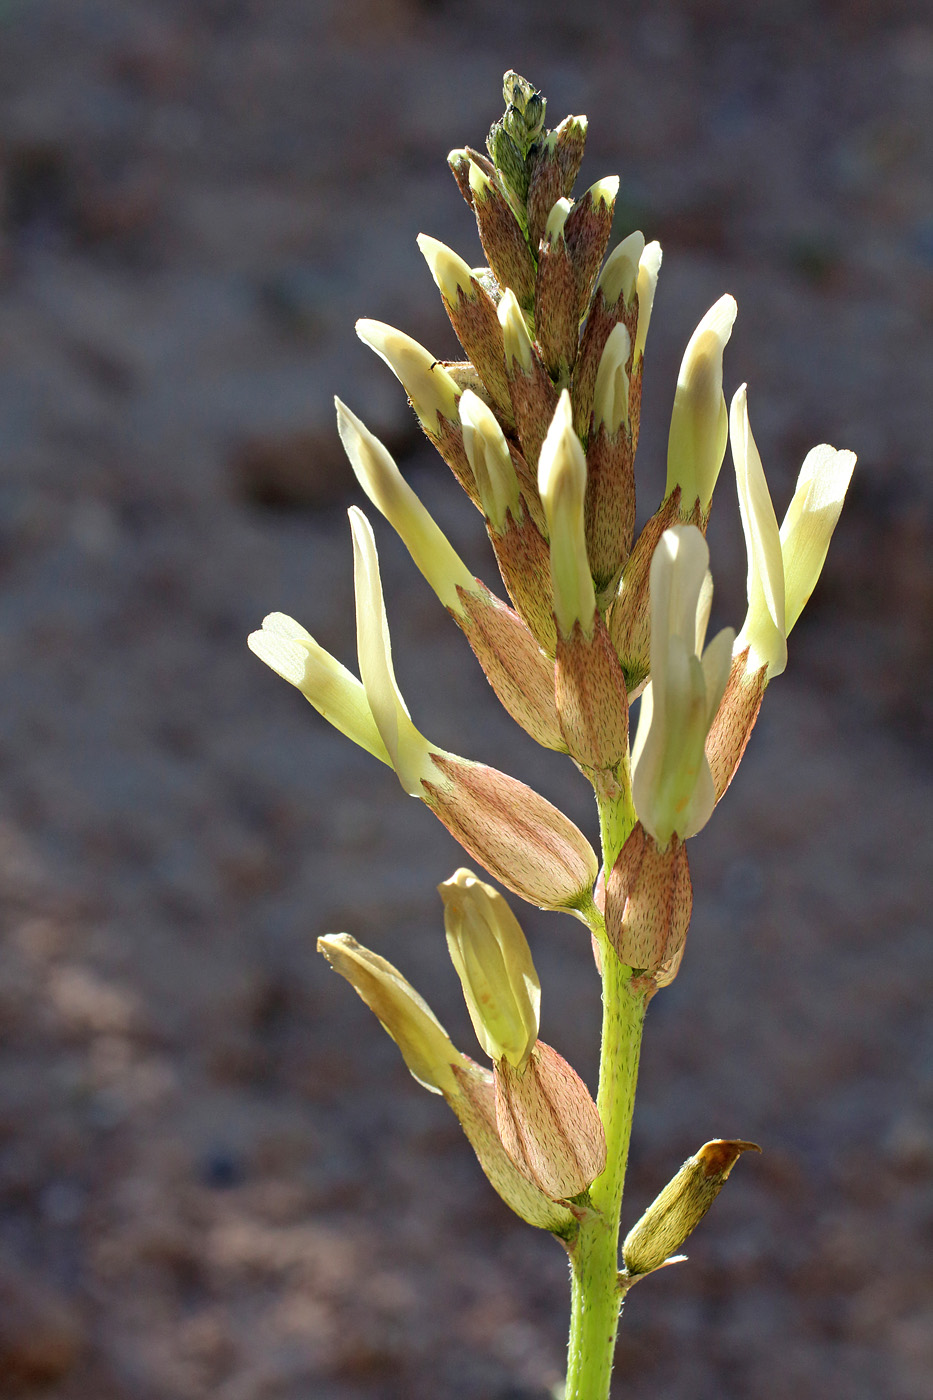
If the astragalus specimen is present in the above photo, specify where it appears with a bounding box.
[249,72,854,1400]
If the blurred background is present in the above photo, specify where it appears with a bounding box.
[0,1,931,1397]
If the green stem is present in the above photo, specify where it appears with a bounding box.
[593,766,636,877]
[565,942,646,1398]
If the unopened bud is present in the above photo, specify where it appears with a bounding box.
[606,490,683,691]
[554,615,630,770]
[526,115,587,248]
[632,241,662,363]
[440,869,541,1068]
[605,823,692,975]
[563,177,619,314]
[356,319,460,433]
[623,1140,761,1276]
[452,1062,575,1234]
[456,587,565,751]
[498,288,534,373]
[459,390,522,532]
[704,646,767,802]
[418,236,512,414]
[498,289,560,471]
[416,233,476,306]
[552,114,588,195]
[545,198,572,242]
[318,933,466,1095]
[336,399,479,615]
[598,231,646,309]
[538,392,597,639]
[593,323,632,436]
[495,1042,606,1200]
[487,120,529,201]
[666,295,737,514]
[469,161,536,309]
[422,754,599,914]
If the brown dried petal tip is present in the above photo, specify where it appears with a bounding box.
[622,1139,761,1277]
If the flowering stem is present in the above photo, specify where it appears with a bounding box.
[564,917,647,1399]
[594,769,636,876]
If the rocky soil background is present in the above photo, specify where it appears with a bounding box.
[0,2,931,1397]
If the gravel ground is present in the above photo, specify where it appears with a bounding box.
[0,3,931,1397]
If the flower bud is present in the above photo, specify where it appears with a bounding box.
[452,1063,575,1234]
[593,323,632,437]
[422,754,599,914]
[526,115,587,247]
[502,70,545,129]
[554,616,630,771]
[318,933,465,1095]
[468,161,536,309]
[498,289,560,471]
[606,490,683,691]
[498,287,534,373]
[535,202,578,376]
[319,933,575,1235]
[356,319,459,434]
[597,231,646,310]
[417,235,512,415]
[622,1140,760,1277]
[495,1042,606,1201]
[440,869,541,1068]
[416,233,475,306]
[487,120,529,202]
[447,146,480,208]
[337,399,480,615]
[630,526,734,846]
[563,177,619,313]
[571,232,645,440]
[456,588,565,752]
[481,501,558,657]
[459,390,522,532]
[666,295,737,515]
[538,392,597,639]
[605,823,692,975]
[632,241,662,364]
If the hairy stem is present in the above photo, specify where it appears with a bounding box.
[565,941,646,1398]
[564,785,645,1400]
